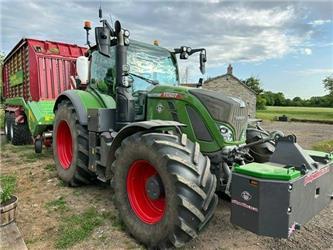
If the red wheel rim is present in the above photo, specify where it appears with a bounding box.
[127,160,165,224]
[56,120,73,169]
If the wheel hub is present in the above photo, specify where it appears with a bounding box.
[145,175,164,200]
[56,120,73,169]
[126,160,165,224]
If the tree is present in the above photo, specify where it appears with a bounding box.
[243,76,263,94]
[292,96,303,106]
[262,91,286,106]
[242,76,266,109]
[262,91,275,106]
[274,92,286,106]
[323,76,333,96]
[256,95,267,110]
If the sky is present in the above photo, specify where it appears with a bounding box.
[1,0,332,99]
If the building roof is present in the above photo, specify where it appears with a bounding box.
[205,64,258,95]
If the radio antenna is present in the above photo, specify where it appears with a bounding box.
[99,2,103,19]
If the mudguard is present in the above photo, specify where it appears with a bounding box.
[54,89,116,125]
[105,120,185,179]
[112,120,185,151]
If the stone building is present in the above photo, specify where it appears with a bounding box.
[203,64,257,117]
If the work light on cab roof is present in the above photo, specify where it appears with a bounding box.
[84,20,92,30]
[84,20,92,48]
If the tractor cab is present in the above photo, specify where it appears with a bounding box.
[89,40,180,92]
[87,40,180,121]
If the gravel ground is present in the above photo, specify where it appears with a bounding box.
[261,120,333,149]
[1,121,332,250]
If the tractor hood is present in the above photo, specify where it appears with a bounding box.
[147,85,249,152]
[189,88,249,141]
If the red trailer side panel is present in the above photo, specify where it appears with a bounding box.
[2,38,87,102]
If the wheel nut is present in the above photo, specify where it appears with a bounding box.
[145,175,163,200]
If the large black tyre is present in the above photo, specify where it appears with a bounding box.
[10,113,32,145]
[4,112,11,141]
[246,128,275,163]
[113,132,218,248]
[53,101,95,186]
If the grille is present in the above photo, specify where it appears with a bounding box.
[190,89,248,141]
[230,105,248,140]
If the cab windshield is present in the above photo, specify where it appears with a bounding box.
[90,40,179,92]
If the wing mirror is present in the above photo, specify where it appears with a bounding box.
[199,51,207,75]
[95,26,111,57]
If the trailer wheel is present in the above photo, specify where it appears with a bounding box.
[4,112,11,141]
[113,132,218,248]
[246,128,275,163]
[10,113,32,145]
[53,101,95,186]
[34,138,43,154]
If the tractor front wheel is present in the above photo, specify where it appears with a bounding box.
[113,132,218,248]
[246,128,275,163]
[53,101,95,186]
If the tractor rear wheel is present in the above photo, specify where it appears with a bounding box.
[246,128,275,163]
[4,112,11,141]
[113,132,218,248]
[10,113,32,145]
[53,101,95,186]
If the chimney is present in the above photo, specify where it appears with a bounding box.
[227,64,233,75]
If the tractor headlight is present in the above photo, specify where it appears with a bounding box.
[219,125,234,142]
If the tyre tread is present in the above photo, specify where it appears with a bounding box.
[113,131,218,248]
[54,101,94,185]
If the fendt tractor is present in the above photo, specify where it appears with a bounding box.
[4,8,333,248]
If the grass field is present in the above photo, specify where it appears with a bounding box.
[256,106,333,122]
[313,140,333,153]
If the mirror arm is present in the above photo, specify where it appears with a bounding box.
[188,48,205,56]
[173,47,207,74]
[173,48,182,54]
[173,47,206,57]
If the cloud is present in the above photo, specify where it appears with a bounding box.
[0,0,330,70]
[302,48,312,55]
[308,19,332,26]
[209,5,296,28]
[292,68,333,76]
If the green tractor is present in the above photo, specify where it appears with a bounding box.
[52,10,333,248]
